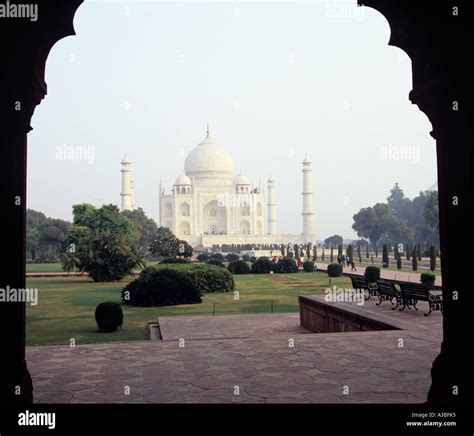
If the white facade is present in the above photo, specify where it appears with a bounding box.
[159,130,268,247]
[122,128,316,248]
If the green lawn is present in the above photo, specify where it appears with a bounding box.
[25,272,350,347]
[26,263,63,273]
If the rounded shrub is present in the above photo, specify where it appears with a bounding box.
[327,263,342,277]
[364,265,380,283]
[95,302,123,332]
[242,254,250,262]
[160,257,190,264]
[225,253,239,262]
[122,268,202,307]
[189,264,235,292]
[274,258,298,273]
[227,259,250,275]
[420,272,436,288]
[303,260,316,272]
[211,252,224,261]
[250,257,273,274]
[250,256,257,264]
[197,253,210,262]
[206,259,225,268]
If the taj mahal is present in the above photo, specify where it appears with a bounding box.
[120,127,316,248]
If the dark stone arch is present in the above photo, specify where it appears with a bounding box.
[0,0,472,405]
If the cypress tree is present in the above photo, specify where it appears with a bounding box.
[417,243,422,261]
[429,246,436,271]
[346,244,353,259]
[382,244,389,268]
[338,244,343,258]
[397,257,402,269]
[322,248,325,261]
[313,245,317,261]
[412,247,418,271]
[357,243,362,263]
[330,244,334,263]
[406,243,411,260]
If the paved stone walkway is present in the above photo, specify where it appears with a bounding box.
[317,262,442,287]
[27,298,442,404]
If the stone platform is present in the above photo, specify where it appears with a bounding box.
[27,299,442,403]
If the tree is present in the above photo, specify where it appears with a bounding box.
[420,191,440,245]
[382,244,389,268]
[65,204,142,281]
[312,245,317,261]
[149,227,193,259]
[121,208,158,252]
[411,246,418,271]
[346,244,353,259]
[324,235,343,247]
[429,245,437,271]
[337,244,343,258]
[330,244,334,262]
[306,242,312,259]
[352,203,409,256]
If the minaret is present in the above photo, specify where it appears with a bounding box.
[302,156,315,241]
[120,155,133,211]
[130,179,135,210]
[267,176,277,235]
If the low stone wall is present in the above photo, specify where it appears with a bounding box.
[299,295,399,333]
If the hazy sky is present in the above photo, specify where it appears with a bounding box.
[28,0,437,240]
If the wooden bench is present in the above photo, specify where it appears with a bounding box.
[349,275,378,301]
[376,280,401,310]
[398,282,443,316]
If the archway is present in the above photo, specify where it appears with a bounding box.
[0,0,471,407]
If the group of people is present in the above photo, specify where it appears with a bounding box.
[337,254,357,271]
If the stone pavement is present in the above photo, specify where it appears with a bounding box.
[27,298,442,404]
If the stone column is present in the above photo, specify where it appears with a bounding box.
[267,177,277,235]
[120,156,132,211]
[302,157,315,242]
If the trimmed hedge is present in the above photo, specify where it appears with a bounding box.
[160,257,190,264]
[420,272,436,287]
[364,265,380,283]
[250,256,257,263]
[274,258,298,273]
[250,257,273,274]
[211,252,224,261]
[206,259,225,268]
[95,302,123,332]
[122,268,202,307]
[196,253,210,262]
[327,263,342,277]
[225,253,240,262]
[123,264,234,307]
[227,259,250,274]
[242,254,250,262]
[303,260,316,272]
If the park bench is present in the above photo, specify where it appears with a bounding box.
[349,275,378,301]
[398,282,443,316]
[376,280,401,310]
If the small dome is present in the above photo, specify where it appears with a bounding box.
[174,173,192,185]
[268,175,275,182]
[234,174,250,185]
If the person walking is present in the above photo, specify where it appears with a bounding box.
[350,257,357,271]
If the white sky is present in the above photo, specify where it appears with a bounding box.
[27,0,437,240]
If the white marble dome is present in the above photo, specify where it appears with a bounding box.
[174,173,192,185]
[234,174,250,185]
[184,135,234,179]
